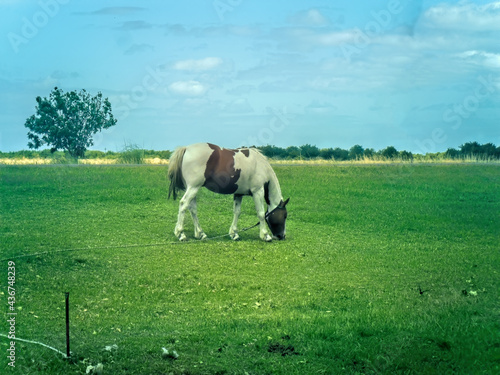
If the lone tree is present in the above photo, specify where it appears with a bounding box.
[25,87,117,158]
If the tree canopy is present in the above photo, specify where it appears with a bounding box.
[25,87,117,158]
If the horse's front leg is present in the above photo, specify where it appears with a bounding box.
[175,186,200,241]
[229,194,243,240]
[251,189,272,242]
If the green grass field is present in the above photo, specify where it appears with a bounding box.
[1,164,499,374]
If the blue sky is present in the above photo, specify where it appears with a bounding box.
[1,0,499,153]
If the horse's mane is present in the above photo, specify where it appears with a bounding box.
[244,147,267,160]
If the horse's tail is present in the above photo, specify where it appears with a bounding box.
[168,146,187,200]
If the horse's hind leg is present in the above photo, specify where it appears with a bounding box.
[188,196,207,240]
[175,186,200,241]
[229,195,242,240]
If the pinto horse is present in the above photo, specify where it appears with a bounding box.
[168,143,289,241]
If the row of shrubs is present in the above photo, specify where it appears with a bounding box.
[1,142,498,163]
[257,144,412,161]
[257,142,500,161]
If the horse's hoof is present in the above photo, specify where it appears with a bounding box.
[263,234,272,242]
[199,233,207,240]
[231,233,240,241]
[178,233,187,241]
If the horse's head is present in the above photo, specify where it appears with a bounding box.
[266,198,290,240]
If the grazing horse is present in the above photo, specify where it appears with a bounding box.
[168,143,289,242]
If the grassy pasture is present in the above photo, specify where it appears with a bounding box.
[1,164,499,374]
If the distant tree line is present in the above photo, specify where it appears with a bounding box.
[255,142,500,160]
[256,142,500,160]
[255,144,415,161]
[445,142,500,160]
[1,142,499,162]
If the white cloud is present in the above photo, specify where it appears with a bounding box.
[280,27,408,50]
[168,80,207,96]
[312,30,361,46]
[173,57,223,71]
[424,1,500,30]
[459,50,500,69]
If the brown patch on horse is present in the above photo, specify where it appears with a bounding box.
[240,148,250,157]
[203,143,241,194]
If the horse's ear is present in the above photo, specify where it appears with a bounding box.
[282,198,290,207]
